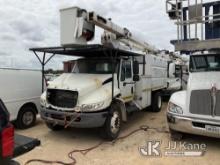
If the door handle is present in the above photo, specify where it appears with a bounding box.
[123,82,135,86]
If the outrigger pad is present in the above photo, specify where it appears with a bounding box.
[13,134,41,158]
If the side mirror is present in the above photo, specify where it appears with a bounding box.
[168,63,175,78]
[133,75,140,82]
[133,61,139,75]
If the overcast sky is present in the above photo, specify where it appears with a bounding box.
[0,0,212,69]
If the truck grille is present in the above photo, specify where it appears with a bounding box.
[190,90,220,116]
[47,89,78,108]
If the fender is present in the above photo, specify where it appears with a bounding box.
[113,97,127,122]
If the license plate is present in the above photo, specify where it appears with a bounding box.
[205,125,220,134]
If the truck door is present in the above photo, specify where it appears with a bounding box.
[119,59,134,102]
[168,63,182,91]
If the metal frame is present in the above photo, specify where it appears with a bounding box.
[32,51,55,92]
[166,0,220,52]
[30,45,142,98]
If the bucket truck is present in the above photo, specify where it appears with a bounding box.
[31,7,179,140]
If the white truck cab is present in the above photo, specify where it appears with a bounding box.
[39,52,168,140]
[167,54,220,139]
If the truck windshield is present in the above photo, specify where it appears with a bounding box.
[190,55,220,72]
[72,59,117,74]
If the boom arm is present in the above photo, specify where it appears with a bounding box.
[60,7,158,54]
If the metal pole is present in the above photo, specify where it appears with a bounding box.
[180,0,183,42]
[176,0,180,42]
[42,53,46,93]
[201,0,204,40]
[188,0,191,40]
[195,0,198,39]
[111,50,114,100]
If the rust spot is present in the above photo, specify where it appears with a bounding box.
[94,78,102,87]
[104,88,111,97]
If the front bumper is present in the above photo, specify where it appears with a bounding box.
[167,112,220,138]
[40,107,108,128]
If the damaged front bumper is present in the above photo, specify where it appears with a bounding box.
[167,112,220,138]
[40,107,108,128]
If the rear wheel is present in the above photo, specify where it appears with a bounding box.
[101,103,122,140]
[16,105,37,129]
[151,92,162,112]
[45,122,64,131]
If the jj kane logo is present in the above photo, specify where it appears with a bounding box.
[139,140,161,157]
[139,140,206,157]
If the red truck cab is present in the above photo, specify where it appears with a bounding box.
[0,99,40,165]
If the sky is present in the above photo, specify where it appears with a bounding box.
[0,0,214,69]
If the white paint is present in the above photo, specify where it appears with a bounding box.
[0,68,42,121]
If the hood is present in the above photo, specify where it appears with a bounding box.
[48,73,112,96]
[189,72,220,90]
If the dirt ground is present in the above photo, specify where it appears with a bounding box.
[15,103,220,165]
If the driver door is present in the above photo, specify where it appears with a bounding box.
[119,59,134,102]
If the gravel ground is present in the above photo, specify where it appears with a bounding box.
[15,103,220,165]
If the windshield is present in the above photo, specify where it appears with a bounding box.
[190,54,220,72]
[72,59,118,74]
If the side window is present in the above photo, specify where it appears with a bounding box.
[125,61,132,78]
[121,60,132,81]
[175,65,182,78]
[121,62,126,81]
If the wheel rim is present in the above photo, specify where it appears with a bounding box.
[110,111,120,134]
[22,111,34,126]
[158,95,162,109]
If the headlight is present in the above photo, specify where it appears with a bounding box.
[81,102,104,112]
[168,102,183,114]
[40,98,46,107]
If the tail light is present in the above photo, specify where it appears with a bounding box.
[1,124,14,157]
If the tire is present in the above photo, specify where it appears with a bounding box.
[101,103,122,140]
[169,128,183,140]
[46,122,64,131]
[16,105,37,129]
[151,92,162,112]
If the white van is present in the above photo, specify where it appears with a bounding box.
[0,68,42,129]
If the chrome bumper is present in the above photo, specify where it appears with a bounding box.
[40,107,108,128]
[167,112,220,138]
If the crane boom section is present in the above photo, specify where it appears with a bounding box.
[60,7,158,53]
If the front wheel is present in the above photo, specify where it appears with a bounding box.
[151,92,162,112]
[101,103,122,140]
[16,105,37,129]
